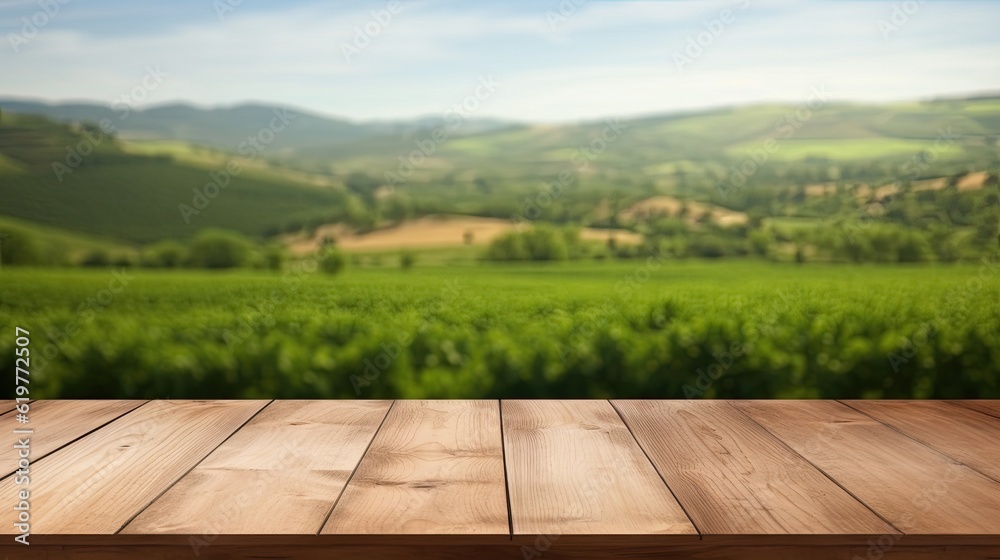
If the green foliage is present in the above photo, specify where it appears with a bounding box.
[400,250,416,270]
[319,245,346,275]
[81,249,111,268]
[0,116,350,243]
[185,229,253,269]
[141,240,187,268]
[2,262,997,400]
[0,227,43,266]
[344,172,380,206]
[262,244,287,271]
[486,230,528,261]
[486,225,574,261]
[812,223,961,264]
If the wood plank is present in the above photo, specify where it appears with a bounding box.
[0,400,146,478]
[612,400,894,535]
[501,399,697,536]
[0,400,33,419]
[323,400,508,536]
[846,400,1000,482]
[734,400,1000,534]
[0,399,267,534]
[124,400,392,535]
[950,400,1000,419]
[8,544,1000,560]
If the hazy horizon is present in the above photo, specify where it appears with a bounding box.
[3,0,999,123]
[5,86,1000,127]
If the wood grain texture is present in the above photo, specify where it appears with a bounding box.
[0,400,267,535]
[502,400,697,536]
[323,400,508,536]
[734,400,1000,534]
[8,544,1000,560]
[123,400,391,535]
[950,400,1000,420]
[0,400,146,478]
[613,400,894,535]
[7,398,1000,552]
[846,400,1000,482]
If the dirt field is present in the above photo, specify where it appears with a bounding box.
[957,171,989,190]
[805,183,838,197]
[619,196,749,226]
[286,215,643,254]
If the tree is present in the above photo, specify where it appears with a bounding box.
[263,244,287,271]
[344,172,381,207]
[748,229,773,257]
[794,245,806,264]
[81,250,111,267]
[381,194,412,224]
[0,228,43,266]
[318,237,346,275]
[896,230,931,263]
[522,226,569,261]
[486,231,528,261]
[400,250,416,270]
[141,240,186,268]
[185,229,253,269]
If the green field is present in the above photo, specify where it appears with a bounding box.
[728,138,964,162]
[0,216,137,262]
[3,98,997,251]
[3,261,997,400]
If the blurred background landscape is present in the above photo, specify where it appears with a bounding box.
[1,0,997,399]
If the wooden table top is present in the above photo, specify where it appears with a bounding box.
[3,399,1000,559]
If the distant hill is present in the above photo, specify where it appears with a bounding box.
[0,99,517,152]
[1,95,997,246]
[297,96,1000,184]
[0,113,351,243]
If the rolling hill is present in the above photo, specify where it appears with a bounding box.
[0,99,516,153]
[1,95,997,248]
[0,112,351,243]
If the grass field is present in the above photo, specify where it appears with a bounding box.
[728,138,965,162]
[3,260,997,400]
[0,216,137,262]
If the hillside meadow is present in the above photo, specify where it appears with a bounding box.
[2,260,997,400]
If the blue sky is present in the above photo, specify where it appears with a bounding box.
[1,0,998,122]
